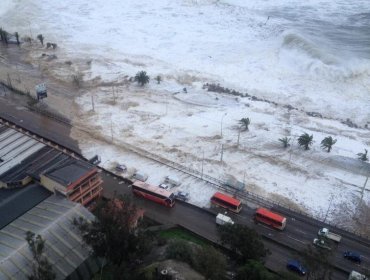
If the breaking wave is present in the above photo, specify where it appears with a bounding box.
[282,33,337,65]
[281,32,370,81]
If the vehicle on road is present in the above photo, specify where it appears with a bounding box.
[348,270,368,280]
[164,175,181,187]
[132,171,148,182]
[216,213,234,226]
[115,164,127,172]
[286,260,307,276]
[159,183,170,190]
[318,228,342,243]
[131,181,175,207]
[343,251,362,264]
[254,207,286,230]
[175,191,189,202]
[210,192,242,213]
[313,238,331,250]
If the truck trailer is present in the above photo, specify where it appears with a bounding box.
[318,228,342,243]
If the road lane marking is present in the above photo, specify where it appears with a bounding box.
[287,235,306,245]
[294,229,306,234]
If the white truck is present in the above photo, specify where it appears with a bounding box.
[216,213,234,226]
[348,271,368,280]
[318,228,342,243]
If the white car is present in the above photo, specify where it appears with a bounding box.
[159,183,170,190]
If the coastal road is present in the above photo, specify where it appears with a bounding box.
[1,100,368,278]
[101,172,348,279]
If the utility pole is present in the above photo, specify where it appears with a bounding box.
[91,94,95,111]
[220,113,227,138]
[237,126,241,147]
[243,170,246,189]
[220,144,224,164]
[201,150,205,178]
[360,176,368,202]
[110,116,113,143]
[323,195,334,223]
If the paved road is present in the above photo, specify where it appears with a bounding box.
[0,100,80,154]
[101,172,348,279]
[1,102,368,279]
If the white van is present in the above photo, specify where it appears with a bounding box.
[164,175,181,187]
[216,213,234,226]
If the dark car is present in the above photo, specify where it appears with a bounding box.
[343,251,362,263]
[175,191,189,202]
[287,260,307,275]
[115,164,127,172]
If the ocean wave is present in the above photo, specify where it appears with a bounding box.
[282,32,337,65]
[280,32,370,81]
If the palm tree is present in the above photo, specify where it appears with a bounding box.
[279,137,291,148]
[0,28,8,44]
[37,34,44,46]
[134,71,150,86]
[14,32,19,45]
[155,75,161,84]
[357,149,368,162]
[297,133,313,150]
[239,118,251,131]
[321,136,337,153]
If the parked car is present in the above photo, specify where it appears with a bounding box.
[115,164,127,172]
[164,175,181,187]
[343,251,362,264]
[175,191,189,201]
[132,172,148,182]
[286,260,307,276]
[159,183,170,190]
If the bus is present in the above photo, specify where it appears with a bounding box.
[210,192,242,213]
[131,181,175,207]
[254,207,286,230]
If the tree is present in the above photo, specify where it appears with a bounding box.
[357,149,368,162]
[236,260,276,280]
[0,28,9,44]
[239,118,251,131]
[218,224,268,263]
[14,32,20,45]
[297,133,313,150]
[195,246,227,280]
[25,231,56,280]
[134,71,150,86]
[279,137,291,148]
[73,196,150,268]
[37,34,44,46]
[155,75,162,84]
[320,136,337,153]
[165,239,195,265]
[300,244,332,280]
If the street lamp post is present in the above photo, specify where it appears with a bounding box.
[220,113,227,138]
[201,150,205,178]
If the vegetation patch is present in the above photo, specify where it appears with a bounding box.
[159,227,208,246]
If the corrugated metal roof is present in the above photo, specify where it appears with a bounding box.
[0,195,95,280]
[0,184,52,229]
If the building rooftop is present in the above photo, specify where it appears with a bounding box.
[0,195,97,280]
[44,159,95,187]
[0,184,52,229]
